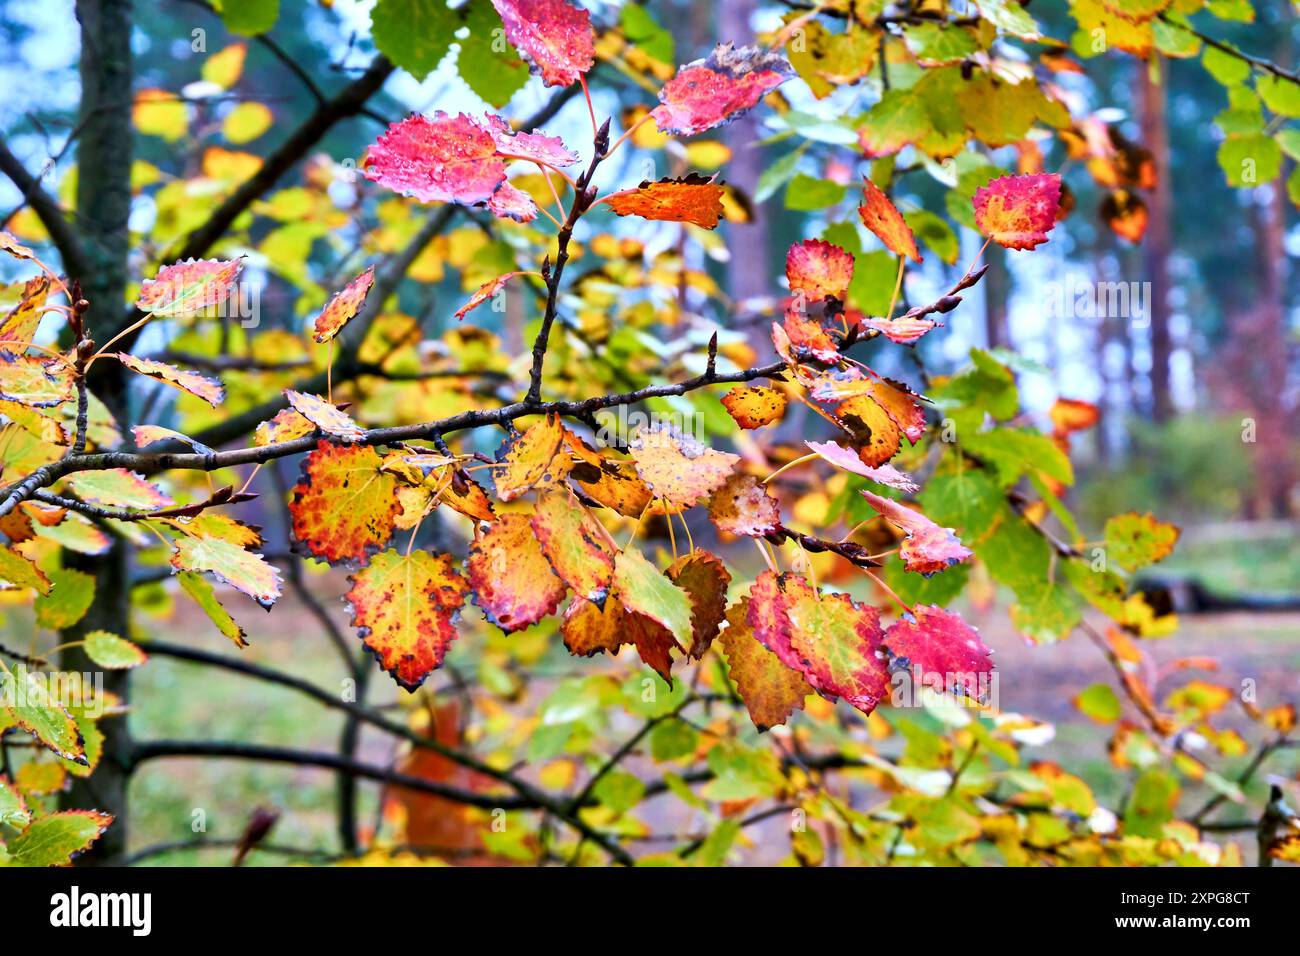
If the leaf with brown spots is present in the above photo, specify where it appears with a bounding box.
[720,598,810,731]
[289,440,400,566]
[628,422,738,509]
[721,385,787,429]
[605,174,725,229]
[861,490,972,576]
[115,353,224,407]
[1103,511,1179,571]
[708,474,781,537]
[494,413,565,502]
[666,549,731,659]
[563,431,653,517]
[833,394,901,467]
[284,390,364,440]
[560,597,677,685]
[254,407,315,446]
[347,549,469,691]
[859,176,921,262]
[466,512,566,633]
[747,570,888,716]
[531,490,615,604]
[312,266,375,343]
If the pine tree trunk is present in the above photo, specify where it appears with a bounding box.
[60,0,135,864]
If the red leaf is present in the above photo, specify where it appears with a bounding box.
[785,239,854,302]
[747,571,888,717]
[777,305,839,366]
[883,605,994,701]
[485,114,578,167]
[973,173,1062,250]
[861,490,972,576]
[136,258,243,317]
[490,0,594,88]
[486,181,539,222]
[363,113,506,205]
[652,43,793,136]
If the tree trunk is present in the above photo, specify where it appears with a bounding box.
[1138,62,1174,423]
[718,0,772,322]
[60,0,135,864]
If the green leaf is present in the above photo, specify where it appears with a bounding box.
[1075,683,1122,723]
[371,0,456,82]
[6,810,112,866]
[0,777,30,829]
[82,631,147,670]
[961,427,1074,488]
[620,3,674,63]
[1103,512,1180,571]
[755,145,807,203]
[458,0,529,108]
[784,173,847,211]
[904,209,959,264]
[213,0,279,35]
[34,567,95,630]
[650,719,698,761]
[177,571,248,649]
[0,662,84,763]
[591,770,646,814]
[846,249,899,315]
[1124,769,1178,837]
[1259,75,1300,118]
[1010,579,1082,644]
[695,818,741,866]
[613,549,693,650]
[1202,45,1250,86]
[903,22,980,64]
[1217,134,1282,186]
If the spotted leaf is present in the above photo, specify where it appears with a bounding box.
[466,513,565,633]
[973,173,1062,250]
[289,441,400,566]
[312,266,375,343]
[883,605,994,701]
[652,43,793,136]
[605,174,725,229]
[136,258,243,317]
[628,422,738,509]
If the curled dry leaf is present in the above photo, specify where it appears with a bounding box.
[786,239,854,302]
[561,596,677,685]
[312,266,375,343]
[116,354,224,407]
[467,512,566,633]
[652,43,794,136]
[455,271,523,322]
[883,605,994,701]
[720,598,810,731]
[861,490,972,576]
[605,173,725,229]
[490,0,595,88]
[284,389,364,440]
[348,549,469,691]
[973,173,1062,250]
[858,176,921,262]
[532,490,615,605]
[748,570,889,717]
[708,473,781,538]
[136,258,243,317]
[494,413,565,502]
[721,385,787,429]
[289,441,400,566]
[628,421,739,509]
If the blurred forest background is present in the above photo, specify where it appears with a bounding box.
[0,0,1297,863]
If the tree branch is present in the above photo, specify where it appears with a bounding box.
[0,137,90,278]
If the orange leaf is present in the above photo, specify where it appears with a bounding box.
[289,441,400,566]
[347,549,469,690]
[116,354,224,407]
[858,176,921,262]
[720,598,810,731]
[628,422,738,509]
[284,390,363,440]
[136,258,243,317]
[494,413,565,502]
[721,385,787,429]
[467,512,566,633]
[312,266,375,343]
[605,173,725,229]
[785,239,854,302]
[666,549,731,659]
